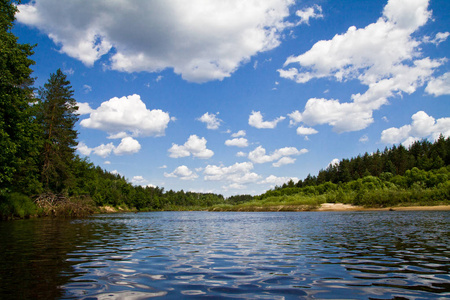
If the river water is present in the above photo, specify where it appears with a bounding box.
[0,211,449,299]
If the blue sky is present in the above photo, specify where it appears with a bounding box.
[13,0,450,196]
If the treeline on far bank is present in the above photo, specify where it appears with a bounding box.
[216,137,450,211]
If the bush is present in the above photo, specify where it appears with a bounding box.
[0,192,37,220]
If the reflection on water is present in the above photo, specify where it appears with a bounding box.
[0,211,449,299]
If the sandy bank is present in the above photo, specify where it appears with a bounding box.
[318,203,450,211]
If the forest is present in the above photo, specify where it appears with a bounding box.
[1,1,449,219]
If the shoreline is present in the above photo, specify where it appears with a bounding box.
[317,203,450,211]
[95,203,450,214]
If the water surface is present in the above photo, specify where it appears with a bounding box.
[0,211,449,299]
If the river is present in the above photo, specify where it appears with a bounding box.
[0,211,449,299]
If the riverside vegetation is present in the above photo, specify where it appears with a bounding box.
[1,1,449,219]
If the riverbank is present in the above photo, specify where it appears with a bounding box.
[209,203,450,212]
[317,203,450,211]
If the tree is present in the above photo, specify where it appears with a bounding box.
[38,69,79,193]
[0,0,37,192]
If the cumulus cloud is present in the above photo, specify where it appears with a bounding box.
[288,110,302,125]
[203,162,260,184]
[231,130,246,138]
[296,5,323,25]
[248,145,308,167]
[93,143,116,158]
[425,72,450,96]
[114,137,141,155]
[76,137,141,157]
[16,0,296,83]
[236,151,247,157]
[80,94,171,138]
[197,112,222,130]
[164,165,198,180]
[328,158,340,168]
[132,176,146,184]
[259,175,299,186]
[296,126,318,136]
[76,142,93,156]
[225,138,248,148]
[279,0,446,133]
[381,111,450,147]
[248,111,285,129]
[76,102,93,115]
[168,135,214,159]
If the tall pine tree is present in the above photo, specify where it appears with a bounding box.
[38,69,79,193]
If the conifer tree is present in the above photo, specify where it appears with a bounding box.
[38,69,79,193]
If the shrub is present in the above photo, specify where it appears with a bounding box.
[0,192,37,220]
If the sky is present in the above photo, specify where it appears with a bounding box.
[13,0,450,197]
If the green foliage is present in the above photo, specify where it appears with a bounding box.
[0,192,36,219]
[0,0,37,191]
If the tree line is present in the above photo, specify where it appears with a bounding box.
[269,137,450,191]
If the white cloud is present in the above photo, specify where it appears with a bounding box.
[272,156,296,167]
[132,176,146,183]
[248,145,308,167]
[164,165,198,180]
[104,161,111,165]
[236,151,247,157]
[328,158,340,168]
[76,137,141,157]
[114,137,141,155]
[168,135,214,159]
[248,111,285,129]
[296,126,318,135]
[425,72,450,96]
[423,32,450,45]
[259,175,299,186]
[279,0,446,133]
[231,130,246,138]
[80,94,171,137]
[203,162,260,184]
[359,135,369,143]
[296,5,323,25]
[381,111,450,147]
[93,143,116,158]
[17,0,296,83]
[288,110,302,125]
[76,102,93,115]
[76,142,92,156]
[197,112,222,130]
[225,138,248,148]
